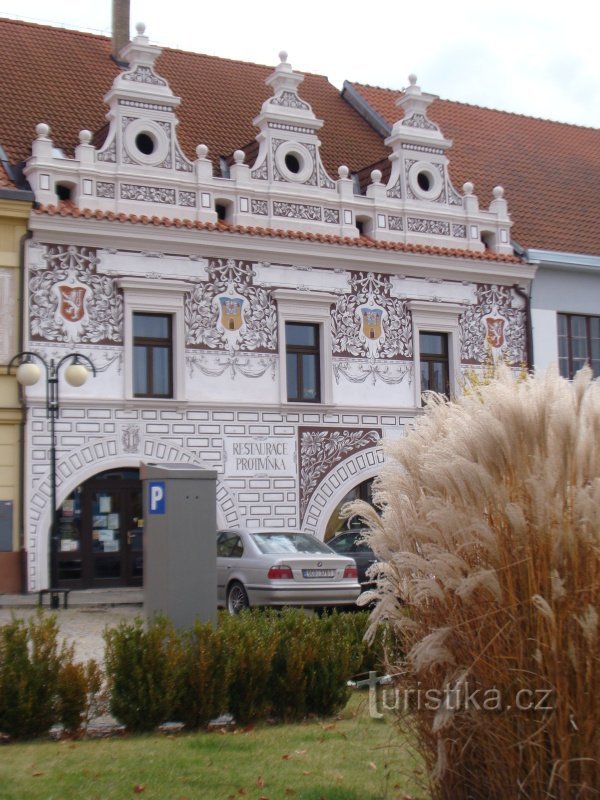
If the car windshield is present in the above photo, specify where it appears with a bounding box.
[251,532,333,555]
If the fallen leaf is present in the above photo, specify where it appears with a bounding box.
[321,723,336,731]
[133,785,145,794]
[256,777,265,788]
[369,761,377,770]
[281,753,291,760]
[294,749,307,755]
[32,772,43,777]
[285,790,296,797]
[238,789,247,796]
[302,771,312,776]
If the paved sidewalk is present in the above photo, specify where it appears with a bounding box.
[0,589,144,664]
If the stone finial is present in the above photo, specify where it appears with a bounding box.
[492,186,504,199]
[370,169,383,185]
[463,181,474,196]
[338,165,349,179]
[135,21,146,37]
[79,130,92,145]
[408,73,418,87]
[196,144,209,159]
[233,150,245,164]
[279,50,288,64]
[35,123,50,139]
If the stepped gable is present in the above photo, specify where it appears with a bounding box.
[348,81,600,256]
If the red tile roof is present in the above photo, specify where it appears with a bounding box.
[34,203,523,263]
[349,83,600,256]
[0,17,385,176]
[0,17,597,257]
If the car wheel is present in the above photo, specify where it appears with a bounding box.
[227,581,249,614]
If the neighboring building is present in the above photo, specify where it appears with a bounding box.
[0,18,535,591]
[0,163,33,591]
[343,81,600,377]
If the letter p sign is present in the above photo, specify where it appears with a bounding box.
[149,481,166,514]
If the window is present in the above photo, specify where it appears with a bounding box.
[286,322,320,402]
[419,331,450,398]
[217,532,244,558]
[133,313,173,397]
[273,289,336,405]
[408,300,463,406]
[117,276,187,401]
[558,313,600,378]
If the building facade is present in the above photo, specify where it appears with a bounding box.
[0,173,33,592]
[17,27,533,590]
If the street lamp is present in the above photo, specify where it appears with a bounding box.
[9,351,97,605]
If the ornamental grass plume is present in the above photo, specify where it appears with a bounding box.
[352,367,600,799]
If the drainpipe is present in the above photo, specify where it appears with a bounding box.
[513,283,533,372]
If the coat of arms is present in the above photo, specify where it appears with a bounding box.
[485,317,505,349]
[361,308,383,340]
[53,268,89,340]
[219,297,244,331]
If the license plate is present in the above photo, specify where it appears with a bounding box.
[302,569,334,578]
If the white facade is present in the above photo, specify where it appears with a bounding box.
[21,27,535,590]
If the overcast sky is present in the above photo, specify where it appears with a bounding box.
[1,0,598,128]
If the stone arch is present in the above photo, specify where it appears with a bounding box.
[302,445,384,540]
[26,435,239,590]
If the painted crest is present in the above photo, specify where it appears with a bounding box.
[361,308,383,340]
[219,296,244,332]
[58,284,87,323]
[485,317,505,349]
[52,267,89,341]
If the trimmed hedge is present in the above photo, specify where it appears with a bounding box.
[104,609,385,731]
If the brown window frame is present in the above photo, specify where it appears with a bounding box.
[133,312,173,398]
[419,331,450,400]
[558,313,600,379]
[285,322,321,403]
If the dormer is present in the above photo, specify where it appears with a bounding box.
[384,74,458,206]
[97,22,193,176]
[250,52,336,190]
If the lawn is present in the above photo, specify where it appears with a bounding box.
[0,693,428,800]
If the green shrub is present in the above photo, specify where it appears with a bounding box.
[218,610,279,725]
[174,620,230,729]
[268,608,317,720]
[104,615,183,732]
[0,613,86,739]
[57,659,104,735]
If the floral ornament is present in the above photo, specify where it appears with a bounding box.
[460,284,526,366]
[29,245,123,344]
[299,428,381,521]
[332,271,412,360]
[185,258,277,352]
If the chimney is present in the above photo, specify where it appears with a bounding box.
[112,0,130,63]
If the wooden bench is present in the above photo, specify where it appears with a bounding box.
[37,588,70,609]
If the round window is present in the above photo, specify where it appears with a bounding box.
[408,161,442,200]
[135,132,155,156]
[285,152,301,174]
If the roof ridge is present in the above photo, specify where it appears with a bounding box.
[34,204,522,264]
[350,81,600,131]
[0,14,110,41]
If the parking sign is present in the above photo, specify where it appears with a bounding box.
[148,481,166,514]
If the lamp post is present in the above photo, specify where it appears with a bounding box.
[9,351,96,605]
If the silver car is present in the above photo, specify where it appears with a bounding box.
[217,528,361,613]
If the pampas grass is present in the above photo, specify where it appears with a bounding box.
[352,368,600,799]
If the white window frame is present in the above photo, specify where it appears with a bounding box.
[409,300,465,406]
[118,277,186,401]
[273,289,336,405]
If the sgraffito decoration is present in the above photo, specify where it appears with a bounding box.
[299,427,381,522]
[185,258,277,352]
[185,258,278,381]
[460,284,526,365]
[29,245,123,344]
[332,271,412,360]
